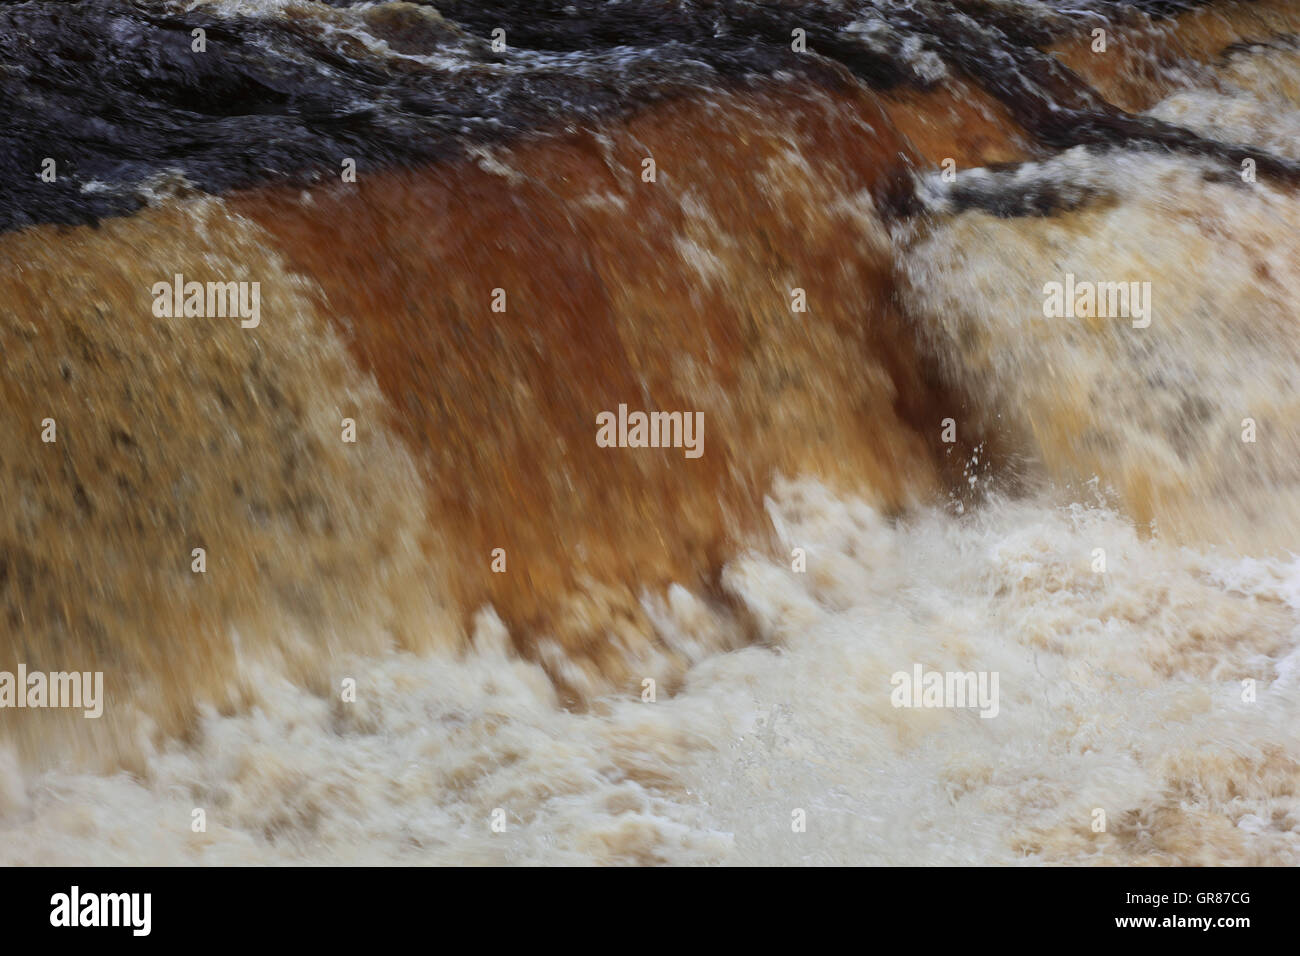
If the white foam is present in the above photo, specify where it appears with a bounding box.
[3,480,1295,864]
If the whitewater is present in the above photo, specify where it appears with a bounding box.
[0,0,1297,865]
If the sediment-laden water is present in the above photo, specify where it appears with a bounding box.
[1,0,1298,865]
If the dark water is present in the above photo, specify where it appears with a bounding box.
[4,0,1297,232]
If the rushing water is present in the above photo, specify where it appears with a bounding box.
[1,0,1298,864]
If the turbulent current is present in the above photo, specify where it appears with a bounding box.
[1,0,1298,865]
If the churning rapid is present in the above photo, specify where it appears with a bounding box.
[0,0,1298,865]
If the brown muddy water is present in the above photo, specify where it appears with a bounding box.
[1,0,1298,865]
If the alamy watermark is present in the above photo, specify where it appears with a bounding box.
[1043,273,1151,328]
[152,273,260,328]
[50,887,150,936]
[596,403,704,459]
[0,664,103,718]
[890,664,999,718]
